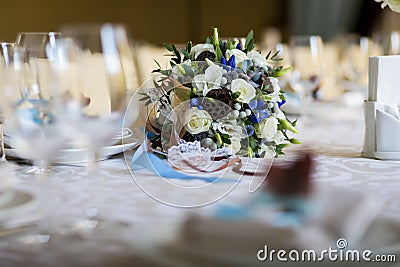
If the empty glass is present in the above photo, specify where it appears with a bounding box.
[47,23,137,230]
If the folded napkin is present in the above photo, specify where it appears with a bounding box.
[163,186,381,264]
[368,56,400,106]
[363,56,400,159]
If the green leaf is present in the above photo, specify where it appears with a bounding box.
[160,69,172,76]
[181,49,191,61]
[206,37,212,44]
[246,39,255,52]
[245,30,254,49]
[153,59,161,69]
[289,138,301,144]
[273,66,293,77]
[270,50,280,60]
[172,44,181,63]
[249,138,258,150]
[278,118,298,134]
[164,42,173,52]
[232,92,241,100]
[222,138,231,145]
[186,41,192,53]
[182,64,195,77]
[215,45,223,62]
[226,39,235,50]
[265,50,272,60]
[171,58,181,64]
[213,28,219,48]
[139,96,150,101]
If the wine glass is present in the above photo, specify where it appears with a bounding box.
[48,23,137,231]
[289,35,325,119]
[339,35,373,93]
[16,32,62,100]
[372,31,399,55]
[10,32,66,176]
[0,42,18,164]
[0,43,65,244]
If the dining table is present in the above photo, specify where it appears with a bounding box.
[0,102,399,267]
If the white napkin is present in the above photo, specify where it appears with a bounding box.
[368,56,400,106]
[363,56,400,159]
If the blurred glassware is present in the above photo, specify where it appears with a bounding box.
[16,32,62,100]
[372,31,400,55]
[49,23,138,230]
[9,32,66,175]
[0,42,64,244]
[0,42,16,164]
[338,35,380,93]
[288,35,325,117]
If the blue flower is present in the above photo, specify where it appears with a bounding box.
[257,100,266,109]
[258,109,269,120]
[278,99,286,108]
[245,125,254,136]
[190,98,199,107]
[227,55,236,68]
[249,109,270,123]
[221,55,227,65]
[249,114,262,123]
[236,42,242,50]
[248,99,258,110]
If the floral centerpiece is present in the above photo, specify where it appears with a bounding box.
[375,0,400,12]
[140,28,299,158]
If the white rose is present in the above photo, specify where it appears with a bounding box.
[255,117,278,140]
[225,49,248,67]
[225,138,242,154]
[215,118,246,139]
[191,44,215,59]
[376,0,400,12]
[273,102,286,120]
[230,78,256,103]
[204,65,225,89]
[259,144,276,158]
[192,65,227,95]
[247,50,268,67]
[192,74,207,92]
[274,130,285,144]
[185,107,213,134]
[269,77,281,101]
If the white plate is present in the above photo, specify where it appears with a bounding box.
[5,141,139,164]
[4,127,134,147]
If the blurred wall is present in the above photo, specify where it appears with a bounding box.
[0,0,284,45]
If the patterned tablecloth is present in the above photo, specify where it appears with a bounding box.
[0,105,399,267]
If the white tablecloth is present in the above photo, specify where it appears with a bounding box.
[0,106,399,267]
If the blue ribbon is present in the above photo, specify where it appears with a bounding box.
[215,192,314,227]
[131,143,234,183]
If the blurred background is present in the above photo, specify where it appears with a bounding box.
[2,0,400,105]
[0,0,398,44]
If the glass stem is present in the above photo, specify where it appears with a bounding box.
[85,149,100,229]
[34,159,52,243]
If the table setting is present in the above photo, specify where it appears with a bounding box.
[0,1,400,265]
